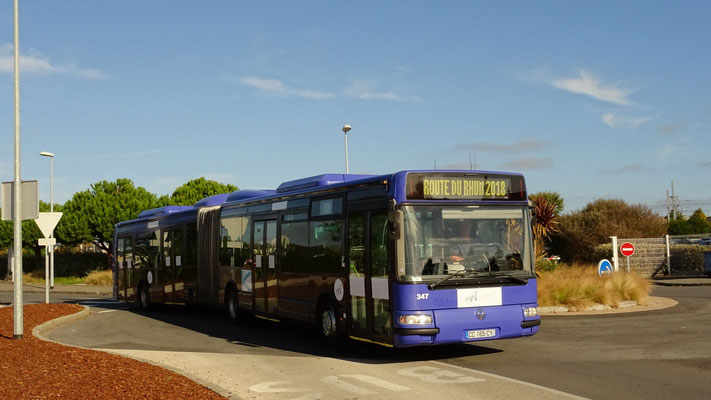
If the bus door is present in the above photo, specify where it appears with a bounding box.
[253,219,278,315]
[116,236,133,300]
[162,229,185,303]
[347,209,392,343]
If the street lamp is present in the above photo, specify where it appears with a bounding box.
[40,151,54,288]
[342,125,352,174]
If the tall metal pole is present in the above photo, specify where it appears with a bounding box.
[344,133,349,174]
[342,125,351,174]
[49,155,54,288]
[13,0,24,340]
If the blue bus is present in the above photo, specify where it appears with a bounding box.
[114,170,539,347]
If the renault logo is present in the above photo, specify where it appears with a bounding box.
[476,308,486,320]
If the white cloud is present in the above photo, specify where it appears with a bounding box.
[344,79,422,102]
[656,145,677,160]
[550,70,635,106]
[599,163,646,175]
[499,157,553,170]
[0,43,106,80]
[658,121,687,135]
[238,76,333,100]
[602,113,657,129]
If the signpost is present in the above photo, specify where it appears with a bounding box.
[620,242,635,272]
[597,259,613,276]
[34,212,63,303]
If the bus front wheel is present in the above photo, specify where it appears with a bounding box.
[317,301,341,342]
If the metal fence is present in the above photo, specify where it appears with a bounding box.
[609,235,710,277]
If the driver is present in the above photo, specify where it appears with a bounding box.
[448,220,480,263]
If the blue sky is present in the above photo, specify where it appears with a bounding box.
[0,1,709,216]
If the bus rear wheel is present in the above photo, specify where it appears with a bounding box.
[226,286,239,322]
[137,282,150,310]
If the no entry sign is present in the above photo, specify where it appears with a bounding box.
[620,242,635,257]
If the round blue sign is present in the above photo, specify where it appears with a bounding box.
[597,259,613,276]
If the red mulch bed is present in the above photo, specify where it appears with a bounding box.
[0,303,226,399]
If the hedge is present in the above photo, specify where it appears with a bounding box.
[0,252,109,278]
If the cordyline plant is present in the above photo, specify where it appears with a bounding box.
[531,196,560,259]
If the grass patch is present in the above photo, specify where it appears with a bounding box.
[23,272,85,285]
[23,269,113,286]
[537,263,651,311]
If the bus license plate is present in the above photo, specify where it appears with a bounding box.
[466,329,495,339]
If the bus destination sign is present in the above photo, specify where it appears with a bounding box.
[406,173,526,201]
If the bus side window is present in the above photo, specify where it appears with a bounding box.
[309,219,343,273]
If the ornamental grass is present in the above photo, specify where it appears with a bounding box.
[537,263,651,311]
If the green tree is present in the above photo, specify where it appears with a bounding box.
[56,179,159,253]
[529,191,564,216]
[667,210,711,235]
[667,213,692,235]
[529,195,560,259]
[687,209,711,234]
[166,177,237,206]
[550,199,667,262]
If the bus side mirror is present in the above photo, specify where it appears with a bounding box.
[388,210,402,240]
[389,221,400,240]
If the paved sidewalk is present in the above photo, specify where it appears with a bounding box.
[652,277,711,286]
[0,279,112,296]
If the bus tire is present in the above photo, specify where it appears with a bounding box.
[226,286,240,322]
[137,282,150,311]
[317,300,341,343]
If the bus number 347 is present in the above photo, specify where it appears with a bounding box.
[417,293,429,300]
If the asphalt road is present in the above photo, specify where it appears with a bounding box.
[39,286,711,399]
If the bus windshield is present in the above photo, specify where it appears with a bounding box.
[400,205,533,282]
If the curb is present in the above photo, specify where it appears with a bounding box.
[539,300,638,314]
[653,281,711,287]
[32,305,92,342]
[31,305,237,400]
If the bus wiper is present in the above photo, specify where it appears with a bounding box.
[486,272,529,284]
[427,268,477,290]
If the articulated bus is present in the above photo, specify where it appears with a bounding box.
[114,170,540,347]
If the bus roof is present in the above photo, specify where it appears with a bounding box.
[220,170,526,207]
[116,169,527,230]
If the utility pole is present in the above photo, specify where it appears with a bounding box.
[669,181,680,219]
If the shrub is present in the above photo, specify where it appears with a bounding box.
[671,244,709,272]
[535,258,559,272]
[0,252,108,279]
[85,269,113,285]
[549,199,667,262]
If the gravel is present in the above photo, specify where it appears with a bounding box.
[0,303,226,399]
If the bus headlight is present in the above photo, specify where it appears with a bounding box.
[398,314,433,325]
[523,307,538,318]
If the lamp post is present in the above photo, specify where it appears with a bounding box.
[342,125,352,174]
[40,151,54,288]
[12,0,24,339]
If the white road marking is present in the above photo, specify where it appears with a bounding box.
[429,361,590,400]
[339,374,410,392]
[248,381,312,394]
[322,376,376,395]
[397,366,485,383]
